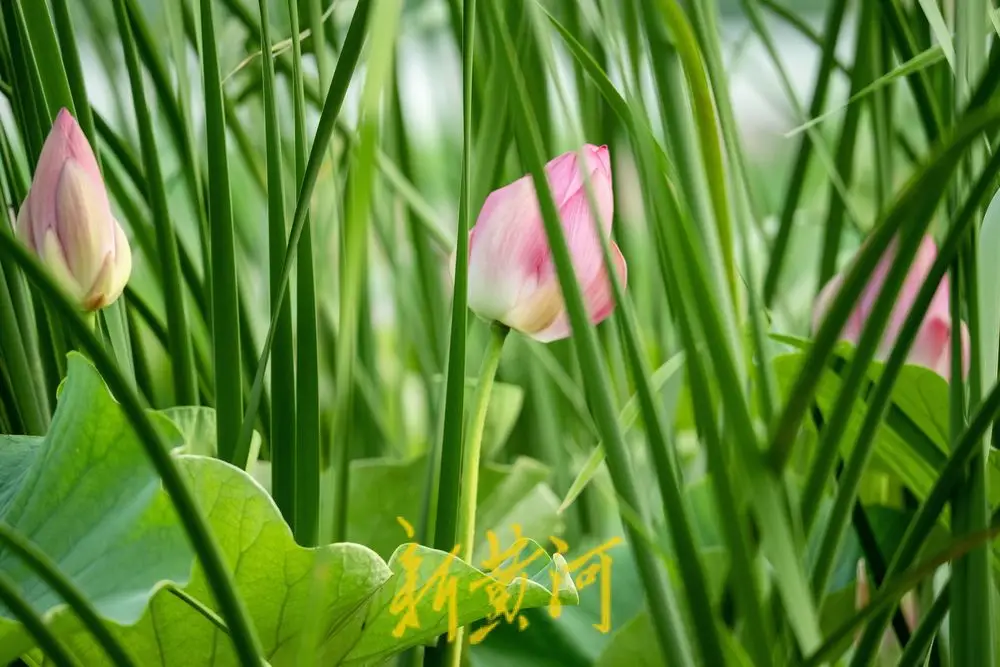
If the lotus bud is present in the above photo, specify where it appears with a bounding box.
[15,109,131,311]
[812,235,969,381]
[466,144,626,342]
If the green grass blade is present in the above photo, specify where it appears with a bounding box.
[881,0,944,141]
[687,0,777,424]
[0,258,46,434]
[916,0,956,69]
[49,0,92,139]
[558,352,684,512]
[3,0,47,165]
[427,0,477,587]
[785,45,945,140]
[111,0,197,407]
[199,0,244,462]
[760,0,848,305]
[817,5,878,286]
[329,0,401,541]
[644,0,739,324]
[256,0,296,527]
[951,1,992,663]
[16,0,72,119]
[0,523,136,666]
[289,0,321,547]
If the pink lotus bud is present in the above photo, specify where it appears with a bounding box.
[15,109,131,311]
[854,559,918,647]
[466,144,626,342]
[812,235,969,381]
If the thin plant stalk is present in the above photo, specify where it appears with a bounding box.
[428,0,477,568]
[764,0,849,303]
[199,0,244,461]
[110,0,197,406]
[256,0,296,525]
[289,0,321,547]
[445,322,508,667]
[951,1,992,662]
[331,0,401,541]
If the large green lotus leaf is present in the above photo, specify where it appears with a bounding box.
[162,406,263,473]
[0,435,39,515]
[53,454,577,666]
[53,454,391,665]
[342,539,579,665]
[1,355,577,665]
[0,353,194,663]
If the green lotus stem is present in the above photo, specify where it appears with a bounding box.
[446,320,508,667]
[457,322,509,561]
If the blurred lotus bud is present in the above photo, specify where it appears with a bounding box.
[812,235,969,381]
[15,108,131,311]
[466,144,626,342]
[855,559,918,648]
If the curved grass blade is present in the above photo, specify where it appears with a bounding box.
[642,0,739,328]
[0,523,136,666]
[0,572,75,667]
[784,45,945,139]
[558,352,685,513]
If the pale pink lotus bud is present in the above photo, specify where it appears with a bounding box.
[812,235,969,381]
[466,144,626,342]
[15,109,131,311]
